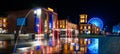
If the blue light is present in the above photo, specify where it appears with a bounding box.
[49,13,53,29]
[34,14,39,32]
[36,46,40,50]
[87,38,99,54]
[17,18,26,26]
[88,17,103,30]
[48,38,52,46]
[112,24,120,33]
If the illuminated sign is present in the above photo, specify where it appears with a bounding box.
[17,18,26,26]
[48,7,54,12]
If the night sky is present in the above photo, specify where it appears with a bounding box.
[0,0,120,27]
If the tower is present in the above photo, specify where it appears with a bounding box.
[79,14,88,24]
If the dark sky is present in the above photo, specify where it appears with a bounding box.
[0,0,120,27]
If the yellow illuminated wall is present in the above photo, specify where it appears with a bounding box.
[58,19,77,29]
[79,14,88,23]
[58,20,66,29]
[0,17,7,33]
[79,24,100,34]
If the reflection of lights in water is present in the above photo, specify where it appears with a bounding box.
[87,38,99,54]
[30,50,33,54]
[74,38,78,43]
[36,46,40,50]
[48,38,52,46]
[76,44,79,50]
[85,39,88,41]
[70,45,74,51]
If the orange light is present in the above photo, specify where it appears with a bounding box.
[80,20,83,22]
[80,47,85,52]
[97,28,99,31]
[48,7,54,12]
[88,26,91,29]
[30,50,33,54]
[84,26,86,29]
[23,52,27,54]
[70,45,73,51]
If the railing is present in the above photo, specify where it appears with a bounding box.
[0,34,14,40]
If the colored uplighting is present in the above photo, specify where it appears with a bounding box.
[34,8,42,33]
[49,12,53,29]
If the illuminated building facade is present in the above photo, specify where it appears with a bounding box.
[112,23,120,33]
[79,14,87,23]
[0,17,7,33]
[79,14,100,34]
[57,20,66,29]
[34,8,58,34]
[57,19,77,29]
[80,24,100,34]
[56,19,78,37]
[7,7,58,34]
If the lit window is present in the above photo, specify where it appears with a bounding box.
[88,26,91,29]
[80,20,82,22]
[80,15,85,18]
[80,38,84,45]
[80,14,87,19]
[63,25,65,28]
[3,19,6,23]
[80,20,84,23]
[60,25,62,28]
[80,47,85,52]
[3,24,6,27]
[84,26,86,29]
[97,28,99,31]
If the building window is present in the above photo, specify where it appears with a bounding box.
[84,26,86,29]
[80,26,83,29]
[80,15,85,18]
[60,25,62,28]
[63,25,65,28]
[3,19,6,23]
[88,26,91,29]
[80,20,84,23]
[97,28,99,31]
[3,24,6,27]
